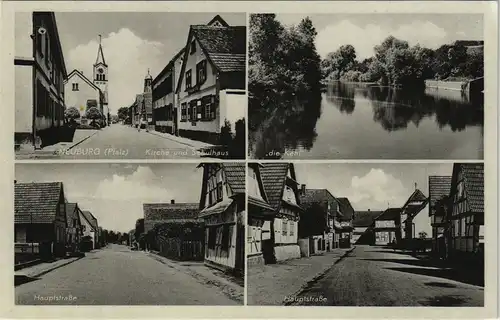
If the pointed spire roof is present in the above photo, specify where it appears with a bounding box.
[145,68,152,80]
[95,34,106,66]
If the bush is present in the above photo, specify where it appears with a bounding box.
[64,107,80,122]
[340,70,362,82]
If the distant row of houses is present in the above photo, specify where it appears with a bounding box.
[15,12,110,151]
[14,181,102,265]
[351,163,484,265]
[127,15,246,145]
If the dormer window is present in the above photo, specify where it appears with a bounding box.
[190,40,196,54]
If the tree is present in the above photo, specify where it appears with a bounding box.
[134,218,144,243]
[64,107,80,123]
[85,107,102,126]
[117,107,129,121]
[322,44,357,80]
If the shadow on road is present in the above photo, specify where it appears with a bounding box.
[15,275,40,287]
[362,258,449,269]
[418,294,470,306]
[387,267,484,287]
[424,281,458,288]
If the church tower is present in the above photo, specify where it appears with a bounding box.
[144,68,152,93]
[93,35,108,117]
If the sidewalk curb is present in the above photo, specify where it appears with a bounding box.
[146,251,243,304]
[283,246,356,306]
[146,130,202,150]
[56,130,99,154]
[18,257,83,279]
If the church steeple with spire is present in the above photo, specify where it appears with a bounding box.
[93,34,108,109]
[144,68,152,93]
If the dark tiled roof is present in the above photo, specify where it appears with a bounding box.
[192,25,246,72]
[14,182,63,224]
[144,203,199,233]
[353,210,383,227]
[376,208,401,221]
[429,176,452,208]
[460,163,484,213]
[66,203,77,226]
[82,211,98,231]
[405,189,427,203]
[337,197,355,221]
[300,189,334,205]
[222,163,245,194]
[260,163,290,209]
[199,199,234,218]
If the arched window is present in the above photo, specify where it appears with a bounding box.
[102,74,106,81]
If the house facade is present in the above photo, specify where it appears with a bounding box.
[176,15,246,145]
[374,208,401,245]
[428,176,452,258]
[15,12,67,151]
[80,210,98,250]
[247,163,274,266]
[14,182,67,262]
[65,202,83,253]
[298,187,342,256]
[143,201,203,260]
[447,163,484,262]
[352,210,382,245]
[64,70,104,124]
[260,163,302,262]
[152,49,185,134]
[400,189,429,240]
[131,72,153,128]
[198,163,245,275]
[336,198,355,248]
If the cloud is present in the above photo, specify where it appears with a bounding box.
[65,166,180,233]
[316,19,448,60]
[66,28,167,114]
[344,168,409,210]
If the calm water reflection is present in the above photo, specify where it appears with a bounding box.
[249,82,484,159]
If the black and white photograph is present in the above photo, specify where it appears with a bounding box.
[14,163,244,305]
[247,162,484,306]
[14,12,247,160]
[248,14,484,159]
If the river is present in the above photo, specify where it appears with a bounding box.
[249,82,484,159]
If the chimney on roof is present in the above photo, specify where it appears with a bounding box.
[14,180,17,184]
[171,199,175,204]
[368,208,370,212]
[301,184,306,195]
[415,182,417,190]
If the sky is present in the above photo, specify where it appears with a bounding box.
[294,163,454,211]
[37,12,245,115]
[276,14,483,60]
[15,163,203,233]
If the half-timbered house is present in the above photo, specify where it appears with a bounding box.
[336,197,355,248]
[198,163,245,275]
[247,163,274,266]
[374,208,401,245]
[65,202,83,254]
[447,163,484,262]
[400,188,429,240]
[428,176,452,258]
[260,163,302,262]
[298,187,342,256]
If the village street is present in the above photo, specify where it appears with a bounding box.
[290,246,484,306]
[58,124,207,159]
[15,244,238,305]
[17,124,211,160]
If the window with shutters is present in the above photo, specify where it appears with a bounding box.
[196,60,207,85]
[185,70,192,90]
[181,103,187,121]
